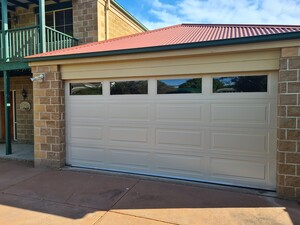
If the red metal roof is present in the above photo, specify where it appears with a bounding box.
[27,24,300,59]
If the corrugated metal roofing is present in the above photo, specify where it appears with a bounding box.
[27,24,300,59]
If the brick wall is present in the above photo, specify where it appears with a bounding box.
[74,0,145,44]
[12,5,36,29]
[9,0,145,45]
[0,76,33,143]
[278,47,300,199]
[32,66,65,168]
[73,0,98,44]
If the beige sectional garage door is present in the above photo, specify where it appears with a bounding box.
[66,74,277,190]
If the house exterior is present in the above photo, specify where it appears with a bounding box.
[27,24,300,199]
[0,0,147,153]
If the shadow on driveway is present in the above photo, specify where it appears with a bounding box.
[0,160,299,225]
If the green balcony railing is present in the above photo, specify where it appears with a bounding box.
[45,26,78,52]
[0,25,78,63]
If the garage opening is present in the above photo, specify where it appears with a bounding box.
[65,73,277,190]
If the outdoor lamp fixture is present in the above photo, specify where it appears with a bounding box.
[21,89,27,100]
[30,74,45,82]
[13,15,19,24]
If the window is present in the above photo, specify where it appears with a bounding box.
[213,75,268,93]
[40,9,73,36]
[157,78,202,94]
[110,80,148,95]
[70,83,102,95]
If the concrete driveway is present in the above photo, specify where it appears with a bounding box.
[0,159,299,225]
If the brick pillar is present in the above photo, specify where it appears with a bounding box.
[73,0,98,44]
[278,47,300,199]
[32,65,65,168]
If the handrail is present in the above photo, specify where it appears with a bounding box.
[45,26,78,52]
[45,26,75,39]
[2,25,39,32]
[0,26,78,63]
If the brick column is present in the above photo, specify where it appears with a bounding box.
[278,47,300,199]
[73,0,98,44]
[32,65,65,168]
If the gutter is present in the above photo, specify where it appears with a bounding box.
[26,31,300,62]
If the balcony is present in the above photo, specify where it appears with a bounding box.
[0,25,78,71]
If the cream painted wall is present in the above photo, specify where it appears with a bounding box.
[97,0,146,41]
[59,49,280,80]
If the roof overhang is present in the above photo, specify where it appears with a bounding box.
[27,31,300,63]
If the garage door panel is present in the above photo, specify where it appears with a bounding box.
[210,158,267,180]
[109,127,149,144]
[109,149,151,171]
[211,130,270,155]
[156,104,203,123]
[70,125,104,140]
[108,104,150,121]
[69,138,104,149]
[68,126,105,147]
[156,129,203,149]
[211,103,270,125]
[153,146,205,156]
[70,146,107,164]
[69,101,104,120]
[154,153,204,177]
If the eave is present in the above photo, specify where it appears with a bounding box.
[27,31,300,63]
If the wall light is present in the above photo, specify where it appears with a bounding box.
[21,89,27,100]
[12,15,19,24]
[30,74,45,82]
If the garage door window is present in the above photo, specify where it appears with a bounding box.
[157,78,202,94]
[70,83,102,95]
[110,80,148,95]
[213,75,267,93]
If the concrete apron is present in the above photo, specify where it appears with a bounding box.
[0,160,299,225]
[0,143,33,161]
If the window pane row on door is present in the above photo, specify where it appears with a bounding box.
[70,75,267,96]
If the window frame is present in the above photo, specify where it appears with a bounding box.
[212,74,268,94]
[37,8,73,36]
[156,77,203,95]
[110,80,149,95]
[69,82,103,96]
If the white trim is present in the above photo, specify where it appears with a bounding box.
[12,91,17,141]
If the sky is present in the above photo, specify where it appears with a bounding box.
[116,0,300,30]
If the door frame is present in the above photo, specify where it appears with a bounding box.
[13,90,17,140]
[0,90,17,141]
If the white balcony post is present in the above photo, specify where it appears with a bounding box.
[1,0,9,61]
[39,0,46,53]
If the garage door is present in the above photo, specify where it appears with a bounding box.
[66,74,277,190]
